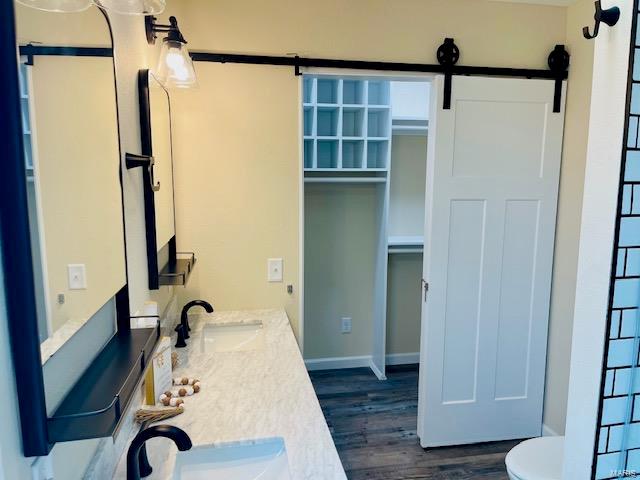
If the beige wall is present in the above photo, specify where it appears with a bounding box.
[181,0,566,68]
[303,184,379,358]
[542,0,595,436]
[171,63,300,332]
[15,3,109,47]
[386,253,422,355]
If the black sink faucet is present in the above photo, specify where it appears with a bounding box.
[126,425,192,480]
[180,300,214,335]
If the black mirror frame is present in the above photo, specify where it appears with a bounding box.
[135,69,195,290]
[0,5,158,457]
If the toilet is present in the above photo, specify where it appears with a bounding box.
[505,436,564,480]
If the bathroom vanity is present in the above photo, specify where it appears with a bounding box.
[111,309,346,479]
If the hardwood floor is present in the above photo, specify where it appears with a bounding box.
[309,364,519,480]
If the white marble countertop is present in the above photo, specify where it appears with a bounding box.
[112,309,346,479]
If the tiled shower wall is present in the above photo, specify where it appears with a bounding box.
[594,3,640,478]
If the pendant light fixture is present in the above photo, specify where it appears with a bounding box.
[15,0,93,13]
[92,0,165,15]
[146,16,197,88]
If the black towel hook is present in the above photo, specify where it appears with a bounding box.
[583,1,620,39]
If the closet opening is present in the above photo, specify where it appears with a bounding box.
[301,74,430,380]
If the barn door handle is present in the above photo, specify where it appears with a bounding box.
[421,279,429,302]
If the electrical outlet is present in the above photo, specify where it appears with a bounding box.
[341,317,352,334]
[267,258,283,282]
[67,264,86,290]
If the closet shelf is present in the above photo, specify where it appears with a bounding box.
[305,177,386,184]
[388,236,424,254]
[392,119,429,136]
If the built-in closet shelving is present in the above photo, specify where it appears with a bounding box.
[19,63,34,179]
[303,76,429,380]
[303,77,392,178]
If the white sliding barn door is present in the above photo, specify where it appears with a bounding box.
[417,76,565,446]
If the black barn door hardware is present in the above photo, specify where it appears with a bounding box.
[583,1,620,39]
[190,39,569,113]
[125,152,161,192]
[436,38,460,110]
[548,45,571,113]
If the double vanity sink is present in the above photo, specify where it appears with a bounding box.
[174,437,290,480]
[114,309,345,480]
[176,321,284,479]
[199,320,265,353]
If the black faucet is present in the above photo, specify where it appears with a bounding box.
[127,425,192,480]
[180,300,214,337]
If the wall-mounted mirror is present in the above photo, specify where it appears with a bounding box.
[15,4,126,363]
[133,70,195,290]
[11,5,159,457]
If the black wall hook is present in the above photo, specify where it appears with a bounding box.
[583,1,620,39]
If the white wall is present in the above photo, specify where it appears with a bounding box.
[563,0,633,477]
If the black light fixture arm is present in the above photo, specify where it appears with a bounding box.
[125,152,160,192]
[146,15,187,45]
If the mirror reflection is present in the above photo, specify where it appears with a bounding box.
[15,4,125,362]
[149,72,176,253]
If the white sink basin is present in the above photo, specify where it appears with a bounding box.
[199,320,264,353]
[173,437,291,480]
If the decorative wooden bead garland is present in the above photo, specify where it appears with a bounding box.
[157,377,201,406]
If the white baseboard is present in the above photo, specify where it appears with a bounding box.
[305,352,420,373]
[542,424,561,437]
[304,355,372,371]
[385,352,420,365]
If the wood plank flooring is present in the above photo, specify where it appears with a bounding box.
[309,364,519,480]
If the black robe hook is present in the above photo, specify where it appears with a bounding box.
[583,1,620,39]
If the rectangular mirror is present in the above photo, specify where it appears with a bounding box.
[15,4,126,363]
[10,5,159,457]
[151,72,176,254]
[136,70,195,289]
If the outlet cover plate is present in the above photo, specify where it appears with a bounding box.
[67,264,87,290]
[268,258,283,282]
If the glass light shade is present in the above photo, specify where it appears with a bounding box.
[92,0,165,15]
[15,0,93,12]
[155,40,197,89]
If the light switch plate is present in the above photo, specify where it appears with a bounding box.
[267,258,283,282]
[67,264,87,290]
